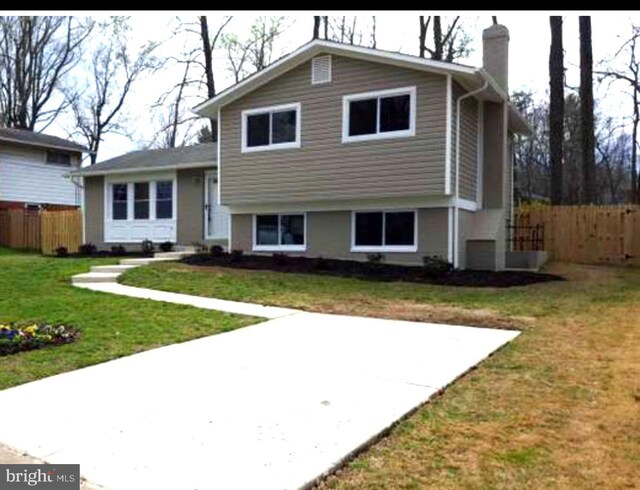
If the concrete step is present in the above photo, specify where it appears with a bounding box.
[153,251,194,259]
[119,257,175,266]
[72,272,120,284]
[90,264,139,274]
[174,245,197,253]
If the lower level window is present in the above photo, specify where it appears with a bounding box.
[255,213,305,250]
[353,210,417,252]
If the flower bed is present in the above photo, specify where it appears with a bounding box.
[0,323,80,356]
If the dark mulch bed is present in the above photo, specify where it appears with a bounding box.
[0,323,80,356]
[182,253,564,288]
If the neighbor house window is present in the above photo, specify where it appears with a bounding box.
[155,181,173,219]
[242,103,301,152]
[352,210,417,252]
[342,86,416,142]
[46,151,72,166]
[254,213,306,251]
[112,184,128,220]
[134,182,149,220]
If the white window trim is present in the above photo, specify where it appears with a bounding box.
[342,86,416,143]
[350,209,418,253]
[311,55,332,85]
[241,102,301,153]
[104,173,177,223]
[252,212,307,252]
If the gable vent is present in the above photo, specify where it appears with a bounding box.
[311,55,331,85]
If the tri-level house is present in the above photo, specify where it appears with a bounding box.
[0,127,86,209]
[76,23,529,270]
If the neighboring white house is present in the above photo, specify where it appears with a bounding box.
[0,127,86,209]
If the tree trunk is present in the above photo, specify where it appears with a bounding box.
[549,16,565,205]
[419,16,426,58]
[199,16,217,139]
[433,16,443,61]
[323,16,328,39]
[579,16,596,203]
[633,87,639,203]
[313,16,320,40]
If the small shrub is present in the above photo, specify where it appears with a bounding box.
[141,239,154,255]
[272,253,289,267]
[159,241,174,252]
[192,242,208,253]
[111,245,126,256]
[210,245,225,257]
[230,249,244,263]
[78,243,97,256]
[422,255,454,278]
[55,246,68,257]
[367,253,385,265]
[313,256,330,271]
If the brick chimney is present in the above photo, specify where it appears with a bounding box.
[482,24,509,93]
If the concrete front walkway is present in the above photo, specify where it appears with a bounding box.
[0,257,519,489]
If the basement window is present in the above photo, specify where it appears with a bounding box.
[253,213,306,251]
[351,210,417,252]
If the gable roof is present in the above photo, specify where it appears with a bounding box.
[70,143,216,176]
[194,39,529,135]
[0,127,87,153]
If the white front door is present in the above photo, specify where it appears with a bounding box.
[205,171,230,239]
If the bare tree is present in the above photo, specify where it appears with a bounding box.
[155,59,193,149]
[69,18,159,164]
[549,16,565,204]
[0,16,92,130]
[598,26,640,203]
[324,16,376,47]
[199,15,232,137]
[418,15,471,62]
[580,16,596,203]
[222,16,285,82]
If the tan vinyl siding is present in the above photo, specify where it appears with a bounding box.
[230,208,449,266]
[220,55,448,205]
[451,82,479,201]
[459,97,478,201]
[83,176,104,247]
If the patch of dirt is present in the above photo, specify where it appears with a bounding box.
[182,253,563,288]
[308,299,534,330]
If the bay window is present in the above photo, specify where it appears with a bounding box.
[155,181,173,219]
[134,182,150,220]
[112,184,128,220]
[109,180,174,221]
[254,213,306,251]
[343,86,416,142]
[352,210,417,252]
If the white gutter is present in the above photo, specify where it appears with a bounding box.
[453,77,489,269]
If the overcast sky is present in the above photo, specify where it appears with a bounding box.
[38,11,640,163]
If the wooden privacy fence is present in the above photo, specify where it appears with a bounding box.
[514,205,640,265]
[0,208,82,254]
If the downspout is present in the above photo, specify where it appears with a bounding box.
[453,76,489,268]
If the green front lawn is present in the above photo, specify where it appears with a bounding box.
[122,261,640,489]
[0,248,255,390]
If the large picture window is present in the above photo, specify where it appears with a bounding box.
[242,103,301,152]
[352,210,417,252]
[343,87,416,143]
[254,213,306,251]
